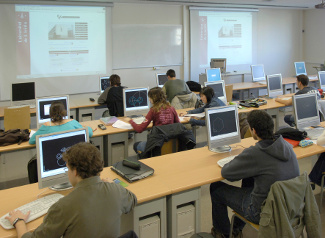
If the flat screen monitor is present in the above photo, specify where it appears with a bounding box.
[266,74,283,98]
[318,71,325,91]
[206,68,222,82]
[11,82,35,106]
[100,76,110,93]
[294,62,307,76]
[251,64,266,82]
[36,128,89,190]
[156,73,168,87]
[292,93,319,130]
[123,87,150,117]
[36,95,70,128]
[204,81,227,105]
[205,105,241,153]
[210,58,226,73]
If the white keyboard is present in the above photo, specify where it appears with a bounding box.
[9,104,36,109]
[0,193,64,230]
[217,155,236,168]
[305,128,325,140]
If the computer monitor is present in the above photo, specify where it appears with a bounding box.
[100,76,110,93]
[210,58,227,73]
[36,95,70,128]
[204,81,227,105]
[294,62,307,76]
[206,68,222,82]
[205,105,241,153]
[11,82,35,106]
[292,93,320,130]
[123,87,150,117]
[156,73,168,87]
[36,128,89,190]
[318,71,325,91]
[266,74,283,98]
[251,65,266,82]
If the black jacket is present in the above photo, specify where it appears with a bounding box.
[106,86,124,117]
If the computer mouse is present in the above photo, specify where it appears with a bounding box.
[89,98,95,102]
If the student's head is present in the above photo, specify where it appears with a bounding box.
[247,110,274,140]
[110,74,121,86]
[166,69,176,79]
[148,87,170,112]
[296,74,309,88]
[63,142,103,186]
[50,102,67,123]
[200,87,214,104]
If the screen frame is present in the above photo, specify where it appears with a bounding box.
[251,64,266,82]
[204,80,227,105]
[123,87,150,117]
[294,62,307,76]
[266,74,283,98]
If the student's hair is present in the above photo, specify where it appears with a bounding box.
[166,69,176,78]
[110,74,121,86]
[50,102,67,123]
[148,87,171,112]
[296,74,309,86]
[200,87,215,104]
[63,142,103,179]
[247,110,274,140]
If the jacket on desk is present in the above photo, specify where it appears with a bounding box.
[259,173,321,238]
[171,92,198,110]
[139,123,196,159]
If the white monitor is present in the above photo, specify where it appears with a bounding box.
[318,71,325,91]
[156,73,168,87]
[210,58,226,73]
[36,95,70,128]
[36,128,89,190]
[204,81,227,105]
[123,87,150,117]
[251,64,266,82]
[11,82,36,106]
[266,74,283,98]
[100,76,110,93]
[292,93,320,130]
[205,105,241,153]
[294,62,307,76]
[206,68,222,82]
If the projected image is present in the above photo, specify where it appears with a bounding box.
[48,22,88,40]
[125,90,148,108]
[218,24,241,38]
[209,110,237,137]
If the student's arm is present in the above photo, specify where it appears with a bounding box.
[189,118,206,127]
[97,88,110,104]
[113,183,137,214]
[162,85,167,95]
[28,126,47,145]
[275,97,292,106]
[187,107,204,114]
[129,110,153,133]
[5,210,30,238]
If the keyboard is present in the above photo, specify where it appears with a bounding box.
[305,128,325,140]
[9,104,36,109]
[0,193,64,230]
[217,155,236,168]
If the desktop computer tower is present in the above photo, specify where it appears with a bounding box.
[177,204,195,238]
[139,215,161,238]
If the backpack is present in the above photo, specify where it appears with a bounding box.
[186,81,202,92]
[0,129,30,146]
[275,127,307,141]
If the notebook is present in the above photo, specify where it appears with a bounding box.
[100,116,118,126]
[111,158,154,183]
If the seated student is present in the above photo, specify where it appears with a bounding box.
[309,131,325,186]
[5,142,137,238]
[210,110,299,238]
[29,102,93,144]
[162,69,191,102]
[275,74,320,126]
[181,87,225,126]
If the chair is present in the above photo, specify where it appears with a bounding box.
[4,106,31,130]
[319,172,325,213]
[161,138,178,155]
[27,155,38,184]
[225,84,233,103]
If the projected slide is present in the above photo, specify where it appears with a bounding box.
[125,90,148,109]
[15,5,106,79]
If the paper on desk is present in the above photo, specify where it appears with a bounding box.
[112,120,133,129]
[29,130,36,138]
[184,112,205,118]
[280,97,291,100]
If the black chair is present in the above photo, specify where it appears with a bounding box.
[27,155,38,184]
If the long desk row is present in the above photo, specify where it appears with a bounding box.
[0,137,324,238]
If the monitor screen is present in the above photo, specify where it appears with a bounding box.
[204,81,227,105]
[267,74,283,98]
[251,65,265,82]
[12,82,35,101]
[293,93,319,130]
[100,76,110,93]
[123,87,150,116]
[318,71,325,90]
[156,74,168,87]
[206,68,222,82]
[36,96,70,128]
[294,62,307,76]
[36,128,89,190]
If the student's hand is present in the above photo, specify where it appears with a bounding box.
[5,210,30,225]
[179,113,186,117]
[181,117,191,123]
[120,117,131,123]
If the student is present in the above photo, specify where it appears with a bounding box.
[209,110,299,238]
[309,131,325,186]
[275,74,320,126]
[162,69,191,102]
[182,87,225,126]
[29,102,93,144]
[5,142,137,238]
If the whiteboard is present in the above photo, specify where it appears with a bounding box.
[113,24,183,69]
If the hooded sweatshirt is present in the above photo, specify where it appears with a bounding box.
[222,135,299,212]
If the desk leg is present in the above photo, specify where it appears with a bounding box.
[106,132,128,167]
[167,188,201,238]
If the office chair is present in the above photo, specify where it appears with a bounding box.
[319,172,325,213]
[27,155,38,184]
[225,84,233,103]
[4,106,31,130]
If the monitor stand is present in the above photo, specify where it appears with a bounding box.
[50,182,72,191]
[210,145,232,153]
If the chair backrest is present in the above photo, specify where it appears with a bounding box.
[27,155,38,184]
[225,84,233,103]
[161,138,178,155]
[4,106,31,130]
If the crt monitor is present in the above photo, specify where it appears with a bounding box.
[36,128,89,190]
[294,62,307,76]
[206,68,222,82]
[36,95,70,128]
[204,81,227,105]
[251,64,266,82]
[266,74,283,98]
[210,58,227,73]
[100,76,110,93]
[156,73,168,87]
[205,105,241,153]
[11,82,35,105]
[123,87,150,117]
[318,71,325,91]
[292,93,319,130]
